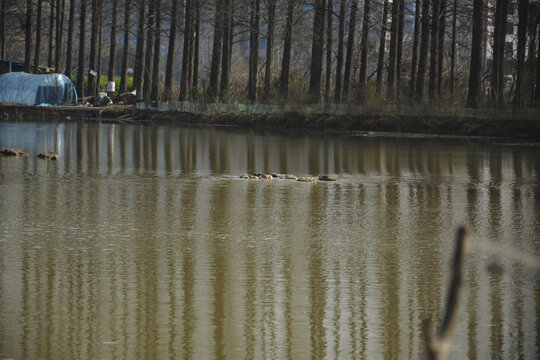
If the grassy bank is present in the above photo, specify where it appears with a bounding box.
[1,103,539,140]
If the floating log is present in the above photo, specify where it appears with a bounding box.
[37,152,59,160]
[0,147,29,156]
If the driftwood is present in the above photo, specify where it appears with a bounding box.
[424,226,468,360]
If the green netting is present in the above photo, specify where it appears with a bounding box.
[137,101,539,121]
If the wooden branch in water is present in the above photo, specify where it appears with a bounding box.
[424,226,468,360]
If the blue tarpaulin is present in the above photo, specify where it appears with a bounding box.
[0,72,77,106]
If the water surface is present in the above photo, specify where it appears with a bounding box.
[0,121,539,359]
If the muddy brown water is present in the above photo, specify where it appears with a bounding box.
[0,121,539,359]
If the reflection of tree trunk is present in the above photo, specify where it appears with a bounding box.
[376,0,388,94]
[248,0,260,102]
[120,0,131,93]
[334,0,346,101]
[343,0,357,98]
[76,0,86,97]
[467,0,483,107]
[150,0,161,101]
[65,0,76,78]
[513,0,528,108]
[34,0,43,73]
[416,0,430,99]
[325,0,332,101]
[358,0,370,91]
[24,0,32,73]
[163,0,177,100]
[409,0,420,96]
[108,0,118,83]
[309,0,326,100]
[279,0,294,98]
[133,0,146,98]
[206,0,223,100]
[143,0,155,103]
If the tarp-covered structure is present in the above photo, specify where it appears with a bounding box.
[0,72,77,106]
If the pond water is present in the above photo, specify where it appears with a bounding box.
[0,121,539,359]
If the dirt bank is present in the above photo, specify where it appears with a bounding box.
[1,103,539,140]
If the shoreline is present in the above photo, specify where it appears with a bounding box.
[1,103,539,140]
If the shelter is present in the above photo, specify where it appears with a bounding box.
[0,72,77,106]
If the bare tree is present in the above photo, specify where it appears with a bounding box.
[513,0,529,108]
[279,0,294,98]
[133,0,146,98]
[34,0,43,73]
[206,0,224,100]
[409,0,421,96]
[76,0,87,97]
[334,0,346,101]
[415,0,430,99]
[467,0,483,107]
[343,0,357,97]
[163,0,178,100]
[65,0,76,78]
[376,0,389,94]
[265,0,276,95]
[108,0,119,84]
[120,0,131,93]
[248,0,261,102]
[24,0,32,72]
[325,0,333,101]
[309,0,326,100]
[359,0,371,92]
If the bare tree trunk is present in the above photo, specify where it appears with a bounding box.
[220,0,232,99]
[96,0,103,93]
[34,0,43,73]
[265,0,276,95]
[55,0,66,73]
[396,0,404,94]
[358,0,370,91]
[0,0,5,59]
[163,0,177,100]
[536,21,540,106]
[387,0,399,99]
[205,0,223,100]
[279,0,294,98]
[192,0,200,88]
[48,0,55,67]
[376,0,389,94]
[513,0,528,108]
[120,0,131,93]
[415,0,430,99]
[24,0,32,72]
[491,0,508,108]
[76,0,86,98]
[150,0,161,101]
[449,0,457,98]
[467,0,483,107]
[527,11,537,104]
[87,0,99,97]
[108,0,119,84]
[65,0,75,78]
[143,0,155,104]
[309,0,326,100]
[133,0,146,99]
[325,0,333,101]
[409,0,421,96]
[180,0,193,100]
[428,0,440,101]
[437,0,447,97]
[334,0,346,101]
[343,0,357,98]
[248,0,261,102]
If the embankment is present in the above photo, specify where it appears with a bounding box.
[1,103,539,140]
